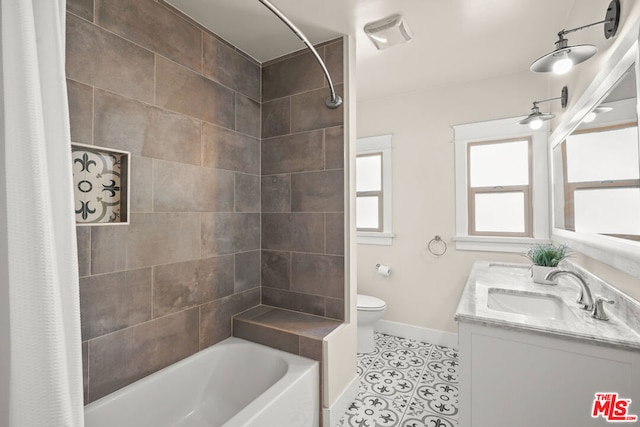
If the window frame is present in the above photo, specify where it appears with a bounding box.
[356,135,394,245]
[559,122,640,239]
[356,152,384,232]
[467,138,533,238]
[453,117,550,252]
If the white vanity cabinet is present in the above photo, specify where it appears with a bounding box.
[455,261,640,427]
[458,321,640,427]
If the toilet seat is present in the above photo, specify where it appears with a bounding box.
[357,294,386,311]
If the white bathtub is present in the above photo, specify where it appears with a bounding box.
[84,337,319,427]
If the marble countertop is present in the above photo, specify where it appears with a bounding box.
[455,261,640,351]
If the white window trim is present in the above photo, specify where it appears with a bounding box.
[356,134,394,245]
[453,117,550,252]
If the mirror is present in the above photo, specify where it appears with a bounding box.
[552,66,640,243]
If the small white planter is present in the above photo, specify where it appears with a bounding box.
[531,265,558,285]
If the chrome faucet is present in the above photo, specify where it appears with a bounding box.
[545,270,594,311]
[592,297,615,321]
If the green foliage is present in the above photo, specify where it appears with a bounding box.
[526,244,570,267]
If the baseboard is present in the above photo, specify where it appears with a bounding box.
[375,319,459,349]
[323,374,359,427]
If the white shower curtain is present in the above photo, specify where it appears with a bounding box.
[1,0,85,425]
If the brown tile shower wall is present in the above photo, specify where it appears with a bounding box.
[66,0,261,403]
[260,40,346,321]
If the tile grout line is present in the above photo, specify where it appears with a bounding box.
[402,340,434,420]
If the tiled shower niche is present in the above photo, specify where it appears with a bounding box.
[72,144,129,225]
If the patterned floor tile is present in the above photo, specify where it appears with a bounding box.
[362,368,416,397]
[339,333,458,427]
[430,346,458,361]
[426,359,459,384]
[409,383,458,418]
[380,348,427,370]
[340,394,403,427]
[400,413,457,427]
[358,353,379,376]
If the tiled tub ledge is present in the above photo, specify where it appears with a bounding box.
[233,305,343,425]
[233,305,342,361]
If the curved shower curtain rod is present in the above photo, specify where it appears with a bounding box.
[258,0,343,109]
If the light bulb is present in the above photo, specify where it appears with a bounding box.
[583,111,597,123]
[552,56,573,75]
[529,118,544,130]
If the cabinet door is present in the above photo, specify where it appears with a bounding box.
[458,323,640,427]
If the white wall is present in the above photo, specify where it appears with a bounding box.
[0,7,10,422]
[356,71,549,333]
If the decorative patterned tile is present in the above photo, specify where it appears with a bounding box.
[72,145,129,224]
[430,345,459,361]
[374,331,393,344]
[357,353,378,377]
[409,383,458,418]
[380,348,427,370]
[341,394,402,427]
[339,333,458,427]
[416,370,437,386]
[404,366,427,383]
[361,368,415,397]
[400,413,457,427]
[426,359,459,384]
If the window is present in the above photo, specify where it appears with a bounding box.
[453,117,550,252]
[356,135,393,245]
[356,153,383,231]
[560,123,640,239]
[467,138,532,237]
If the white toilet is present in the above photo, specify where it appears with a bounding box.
[356,294,387,354]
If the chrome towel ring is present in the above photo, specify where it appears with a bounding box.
[428,235,447,256]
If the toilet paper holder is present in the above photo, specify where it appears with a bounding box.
[375,263,391,276]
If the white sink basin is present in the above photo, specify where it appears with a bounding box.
[487,288,577,321]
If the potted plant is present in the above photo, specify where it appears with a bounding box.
[526,243,570,284]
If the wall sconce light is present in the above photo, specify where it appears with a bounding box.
[530,0,620,74]
[518,86,569,130]
[364,15,412,50]
[582,106,614,123]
